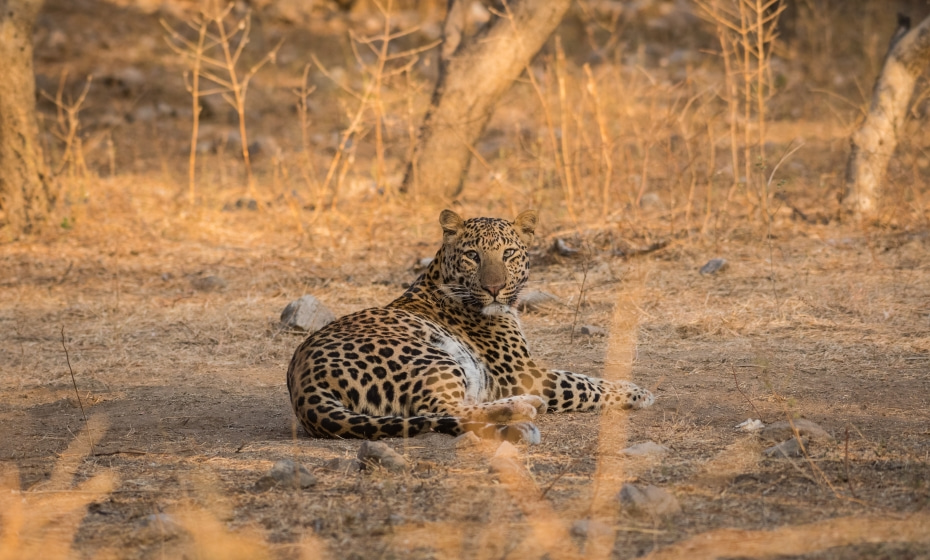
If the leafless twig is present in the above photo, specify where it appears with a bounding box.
[61,326,94,456]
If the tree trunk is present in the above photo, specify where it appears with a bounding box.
[843,13,930,217]
[402,0,571,199]
[0,0,52,238]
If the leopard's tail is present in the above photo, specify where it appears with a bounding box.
[291,394,540,444]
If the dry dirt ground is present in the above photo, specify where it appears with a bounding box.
[1,212,929,559]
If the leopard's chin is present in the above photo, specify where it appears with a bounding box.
[481,302,514,317]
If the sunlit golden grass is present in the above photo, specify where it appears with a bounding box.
[0,418,114,560]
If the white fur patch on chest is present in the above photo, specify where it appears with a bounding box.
[430,330,487,404]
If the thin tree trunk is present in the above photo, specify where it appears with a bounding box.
[402,0,571,199]
[843,13,930,216]
[0,0,52,238]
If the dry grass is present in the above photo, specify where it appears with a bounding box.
[2,0,930,558]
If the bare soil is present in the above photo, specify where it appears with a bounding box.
[2,216,929,559]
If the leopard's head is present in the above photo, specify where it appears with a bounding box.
[435,209,537,315]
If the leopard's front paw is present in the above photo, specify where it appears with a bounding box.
[500,421,541,445]
[513,394,547,416]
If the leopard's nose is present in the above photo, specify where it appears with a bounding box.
[483,282,504,297]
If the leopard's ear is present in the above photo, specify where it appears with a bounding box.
[439,209,465,242]
[513,210,538,246]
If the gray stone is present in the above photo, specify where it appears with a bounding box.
[517,290,558,312]
[322,457,362,474]
[699,258,728,275]
[115,67,146,90]
[357,441,408,473]
[130,104,157,123]
[453,432,481,449]
[763,437,807,458]
[254,459,317,491]
[280,295,336,333]
[553,238,580,256]
[190,275,227,292]
[579,325,608,337]
[493,441,520,459]
[619,441,670,457]
[247,136,281,159]
[761,419,834,444]
[222,198,259,212]
[140,513,182,534]
[735,418,764,432]
[570,519,613,539]
[617,484,681,517]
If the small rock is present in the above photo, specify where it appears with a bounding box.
[761,419,834,444]
[639,192,665,209]
[140,513,182,534]
[492,441,520,459]
[553,238,580,257]
[453,432,481,448]
[763,437,806,458]
[114,66,146,91]
[570,519,613,539]
[280,295,336,333]
[190,275,227,292]
[156,102,176,117]
[735,418,765,432]
[46,29,67,51]
[247,136,281,159]
[357,441,408,473]
[130,104,157,123]
[619,442,670,457]
[517,290,558,312]
[617,484,681,517]
[699,258,728,275]
[221,198,259,212]
[254,459,317,491]
[322,457,361,474]
[579,325,608,337]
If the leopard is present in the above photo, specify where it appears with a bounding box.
[286,209,655,444]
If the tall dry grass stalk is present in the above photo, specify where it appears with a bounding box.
[162,3,283,204]
[310,1,436,211]
[584,64,614,221]
[39,72,94,217]
[554,36,578,222]
[696,0,786,221]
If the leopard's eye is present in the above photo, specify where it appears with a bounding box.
[502,248,516,260]
[464,250,479,262]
